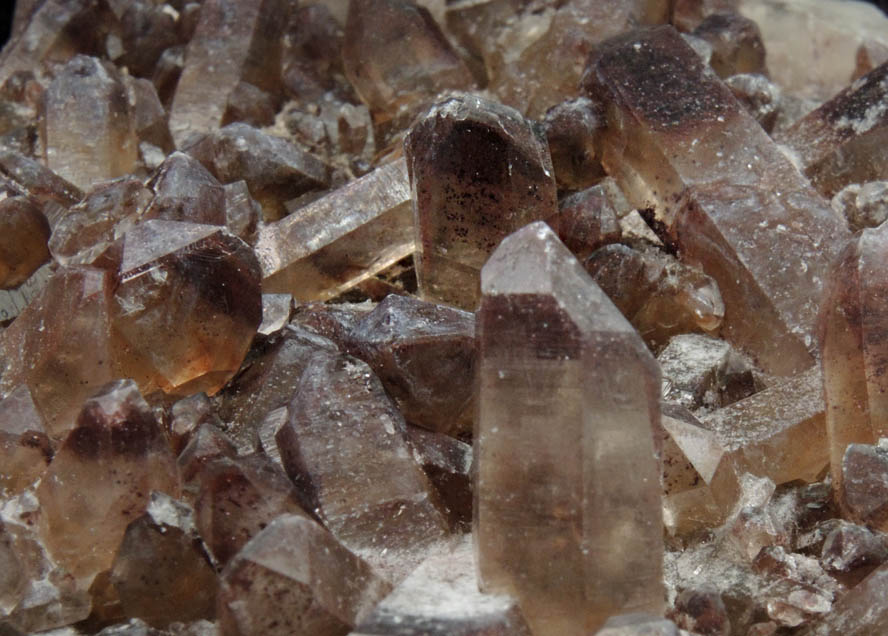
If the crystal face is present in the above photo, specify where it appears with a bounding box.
[4,0,888,633]
[476,222,663,634]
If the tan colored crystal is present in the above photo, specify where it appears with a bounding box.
[42,56,138,190]
[446,0,669,117]
[168,0,284,147]
[143,152,227,226]
[676,183,846,376]
[583,243,725,349]
[192,454,311,566]
[276,346,449,582]
[778,62,888,198]
[0,386,52,496]
[546,183,621,260]
[0,196,49,289]
[35,380,179,583]
[405,94,557,309]
[217,515,391,636]
[477,222,663,634]
[819,225,888,491]
[186,123,329,222]
[542,97,606,191]
[110,220,262,396]
[703,368,827,511]
[405,426,473,532]
[110,492,217,628]
[839,442,888,531]
[344,294,476,438]
[0,148,82,227]
[0,266,116,439]
[342,0,474,119]
[800,561,888,635]
[256,158,414,301]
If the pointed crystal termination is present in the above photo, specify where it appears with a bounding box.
[582,26,847,270]
[217,515,392,636]
[405,94,557,310]
[276,347,450,582]
[0,0,112,88]
[111,220,262,396]
[0,386,53,496]
[168,0,285,147]
[819,224,888,493]
[674,182,845,376]
[476,221,664,635]
[351,537,533,635]
[345,294,476,438]
[35,380,179,583]
[342,0,475,119]
[0,266,116,439]
[42,56,139,191]
[109,493,217,628]
[256,158,414,302]
[778,62,888,198]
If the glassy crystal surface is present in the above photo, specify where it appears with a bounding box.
[405,426,472,532]
[49,176,150,266]
[42,55,138,190]
[546,184,621,260]
[256,158,413,301]
[109,493,217,628]
[800,561,888,635]
[35,380,179,583]
[820,224,888,491]
[111,220,262,396]
[143,152,227,226]
[0,196,49,289]
[187,123,329,222]
[839,442,888,530]
[0,266,115,439]
[342,0,474,119]
[351,537,532,635]
[778,62,888,198]
[276,347,449,582]
[477,222,663,634]
[703,368,827,511]
[583,243,724,348]
[345,294,476,437]
[542,97,606,191]
[405,94,557,309]
[192,454,309,566]
[217,515,391,636]
[0,386,52,496]
[168,0,285,147]
[724,73,781,133]
[0,148,82,226]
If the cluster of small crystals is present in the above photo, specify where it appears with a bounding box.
[4,0,888,634]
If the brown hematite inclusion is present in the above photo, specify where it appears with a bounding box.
[7,0,888,633]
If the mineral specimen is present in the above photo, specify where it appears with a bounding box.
[820,223,888,491]
[35,380,179,583]
[217,514,391,636]
[109,492,217,628]
[778,61,888,198]
[839,441,888,530]
[256,158,413,301]
[276,345,449,582]
[476,222,663,634]
[546,183,621,259]
[168,0,284,147]
[405,94,557,309]
[0,196,49,288]
[832,181,888,231]
[42,55,138,190]
[342,0,475,120]
[111,220,262,396]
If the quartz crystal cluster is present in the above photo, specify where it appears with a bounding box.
[3,0,888,634]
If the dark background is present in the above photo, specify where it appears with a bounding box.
[0,1,887,53]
